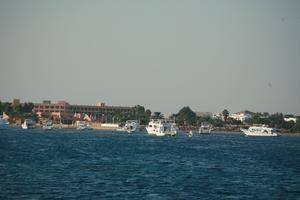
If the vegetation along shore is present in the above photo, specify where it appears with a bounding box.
[1,100,299,133]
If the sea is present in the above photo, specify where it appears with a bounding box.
[0,129,300,200]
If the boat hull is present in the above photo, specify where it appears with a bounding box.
[199,128,211,134]
[146,127,176,136]
[241,129,278,137]
[22,124,34,129]
[116,127,140,133]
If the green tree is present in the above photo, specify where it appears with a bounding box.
[174,106,196,126]
[210,118,224,127]
[132,105,145,117]
[152,112,164,119]
[22,103,34,113]
[145,109,151,118]
[12,104,22,116]
[222,109,229,122]
[1,102,12,114]
[269,113,285,128]
[143,109,152,124]
[24,112,38,122]
[292,117,300,132]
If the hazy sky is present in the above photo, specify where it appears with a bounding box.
[1,0,300,115]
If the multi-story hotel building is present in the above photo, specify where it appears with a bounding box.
[33,100,133,122]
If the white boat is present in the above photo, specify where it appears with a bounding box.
[22,119,35,129]
[199,122,212,134]
[42,119,53,130]
[76,121,92,130]
[146,119,177,136]
[116,120,140,133]
[241,124,279,137]
[0,115,9,129]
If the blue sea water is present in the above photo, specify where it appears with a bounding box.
[0,129,300,200]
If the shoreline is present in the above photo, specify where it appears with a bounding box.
[7,124,300,135]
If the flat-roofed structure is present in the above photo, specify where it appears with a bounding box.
[33,100,69,114]
[33,100,133,122]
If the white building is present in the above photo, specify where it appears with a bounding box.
[229,110,254,122]
[212,113,224,121]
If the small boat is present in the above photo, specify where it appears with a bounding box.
[116,120,140,133]
[0,115,9,129]
[42,119,53,130]
[146,119,177,136]
[199,122,212,134]
[22,119,35,129]
[241,124,279,137]
[76,121,92,130]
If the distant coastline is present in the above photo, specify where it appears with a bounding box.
[7,123,300,135]
[1,99,300,134]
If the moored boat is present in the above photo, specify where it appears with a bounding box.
[241,124,279,137]
[116,120,140,133]
[22,119,35,129]
[146,119,177,136]
[76,121,92,130]
[42,119,53,130]
[199,122,212,134]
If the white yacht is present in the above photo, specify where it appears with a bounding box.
[146,119,177,136]
[241,124,279,137]
[42,119,53,130]
[116,120,140,133]
[199,122,212,134]
[0,115,9,129]
[22,119,35,129]
[76,121,92,130]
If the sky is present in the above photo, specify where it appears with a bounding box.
[0,0,300,116]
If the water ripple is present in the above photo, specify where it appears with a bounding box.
[0,129,300,199]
